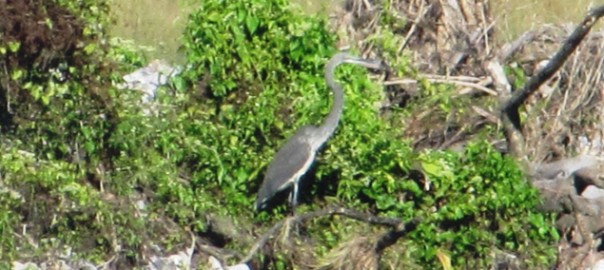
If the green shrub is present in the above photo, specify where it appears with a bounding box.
[0,0,147,264]
[403,142,558,268]
[159,0,338,220]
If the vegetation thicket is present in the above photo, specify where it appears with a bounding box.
[0,0,558,268]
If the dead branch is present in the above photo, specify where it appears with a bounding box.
[385,76,497,96]
[497,30,538,62]
[398,1,430,54]
[240,206,419,265]
[374,218,419,254]
[500,5,604,157]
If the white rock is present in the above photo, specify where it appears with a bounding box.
[148,251,191,270]
[12,262,40,270]
[208,256,250,270]
[590,258,604,270]
[119,59,180,103]
[582,185,604,199]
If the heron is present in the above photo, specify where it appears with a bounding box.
[255,52,382,212]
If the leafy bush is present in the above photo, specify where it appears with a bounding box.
[0,0,149,265]
[402,142,558,268]
[159,0,338,220]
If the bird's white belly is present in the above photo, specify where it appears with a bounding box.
[291,150,317,185]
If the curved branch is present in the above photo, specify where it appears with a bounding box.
[240,206,419,265]
[374,218,420,254]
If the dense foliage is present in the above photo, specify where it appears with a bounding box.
[0,0,558,268]
[0,0,120,265]
[404,143,558,268]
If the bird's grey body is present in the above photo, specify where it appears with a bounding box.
[256,126,318,210]
[255,52,382,211]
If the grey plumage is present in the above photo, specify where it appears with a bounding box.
[255,52,382,211]
[256,126,317,210]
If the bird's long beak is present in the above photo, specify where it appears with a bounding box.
[344,57,384,70]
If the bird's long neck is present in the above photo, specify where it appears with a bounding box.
[316,60,344,144]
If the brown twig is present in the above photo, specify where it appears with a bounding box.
[398,1,429,54]
[385,76,497,96]
[497,30,538,62]
[374,218,420,254]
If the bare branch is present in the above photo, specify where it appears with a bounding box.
[374,218,420,254]
[385,75,497,96]
[497,30,538,62]
[240,207,419,265]
[500,5,604,142]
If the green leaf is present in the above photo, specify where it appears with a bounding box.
[7,41,20,53]
[10,69,24,81]
[84,43,97,55]
[245,15,259,34]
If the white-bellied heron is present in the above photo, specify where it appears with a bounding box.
[255,52,382,211]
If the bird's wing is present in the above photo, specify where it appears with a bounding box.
[256,129,316,209]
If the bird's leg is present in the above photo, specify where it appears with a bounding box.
[290,181,299,215]
[290,182,301,235]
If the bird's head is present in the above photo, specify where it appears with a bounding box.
[328,52,384,71]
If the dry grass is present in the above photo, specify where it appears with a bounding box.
[292,0,344,14]
[106,0,342,63]
[493,0,604,41]
[107,0,604,63]
[107,0,192,63]
[316,236,379,270]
